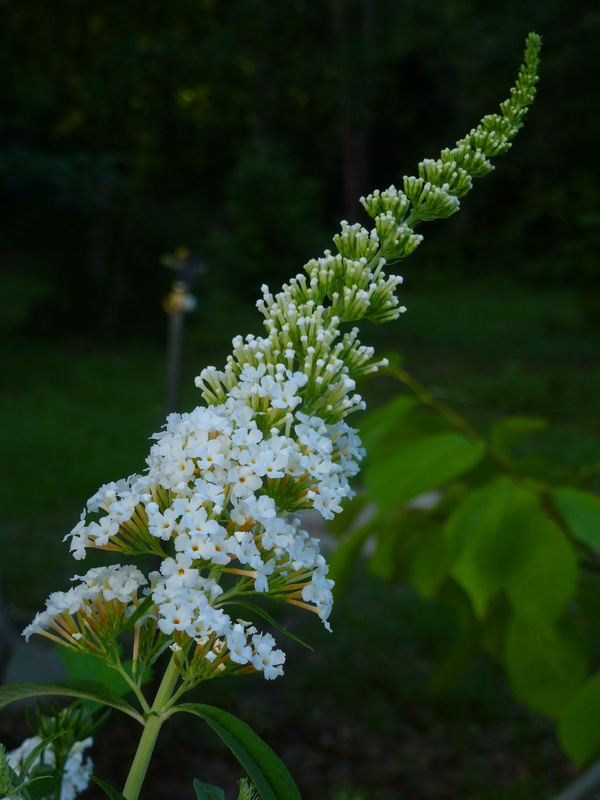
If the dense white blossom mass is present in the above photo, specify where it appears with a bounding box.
[24,32,541,682]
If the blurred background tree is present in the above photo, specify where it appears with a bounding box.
[1,0,598,338]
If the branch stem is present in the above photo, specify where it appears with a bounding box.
[122,656,181,800]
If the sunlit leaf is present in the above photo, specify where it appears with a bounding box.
[92,776,128,800]
[366,431,485,513]
[552,487,600,552]
[445,479,576,622]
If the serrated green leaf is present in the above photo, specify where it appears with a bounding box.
[552,487,600,552]
[173,704,301,800]
[504,617,588,718]
[490,416,547,461]
[92,776,128,800]
[0,681,143,724]
[444,479,577,622]
[558,670,600,766]
[366,431,485,513]
[221,601,313,651]
[193,778,225,800]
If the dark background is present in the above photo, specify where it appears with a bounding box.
[1,0,599,338]
[1,2,599,798]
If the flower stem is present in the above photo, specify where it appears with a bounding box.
[122,655,181,800]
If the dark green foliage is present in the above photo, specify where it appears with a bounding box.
[175,704,302,800]
[330,367,600,765]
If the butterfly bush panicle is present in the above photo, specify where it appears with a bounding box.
[24,34,541,685]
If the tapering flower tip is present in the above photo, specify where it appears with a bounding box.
[360,185,409,222]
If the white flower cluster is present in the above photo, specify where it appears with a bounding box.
[39,364,365,678]
[23,565,147,642]
[3,736,93,800]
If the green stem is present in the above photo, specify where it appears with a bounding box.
[122,656,181,800]
[114,663,151,714]
[388,366,481,444]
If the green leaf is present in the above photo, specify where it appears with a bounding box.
[92,776,128,800]
[173,704,301,800]
[559,670,600,766]
[504,617,588,718]
[327,518,377,596]
[358,395,418,454]
[57,649,133,698]
[366,431,485,513]
[22,774,57,800]
[552,487,600,552]
[490,416,547,461]
[17,733,64,787]
[445,479,577,622]
[408,526,449,599]
[115,594,155,634]
[193,778,226,800]
[221,602,313,651]
[326,493,369,538]
[0,681,143,724]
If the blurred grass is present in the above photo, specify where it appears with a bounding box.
[1,275,599,610]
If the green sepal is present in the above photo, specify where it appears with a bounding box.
[0,681,143,724]
[172,703,301,800]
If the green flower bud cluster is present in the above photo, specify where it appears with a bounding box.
[199,34,540,425]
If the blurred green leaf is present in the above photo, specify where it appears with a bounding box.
[407,525,448,599]
[358,395,418,454]
[552,487,600,552]
[445,479,576,622]
[504,618,588,718]
[328,519,377,597]
[365,431,485,513]
[559,670,600,766]
[326,493,369,538]
[57,648,135,698]
[490,416,547,461]
[504,509,576,625]
[193,778,225,800]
